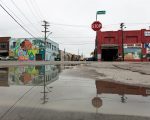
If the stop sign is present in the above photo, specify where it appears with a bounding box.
[91,21,102,31]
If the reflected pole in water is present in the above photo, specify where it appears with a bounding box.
[41,68,48,104]
[121,94,127,103]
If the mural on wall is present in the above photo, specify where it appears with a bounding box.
[144,43,150,54]
[9,65,59,85]
[124,44,142,60]
[9,38,45,61]
[147,48,150,54]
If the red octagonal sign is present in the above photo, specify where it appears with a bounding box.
[91,21,102,31]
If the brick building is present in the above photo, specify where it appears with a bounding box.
[59,50,81,61]
[96,29,150,61]
[0,37,10,57]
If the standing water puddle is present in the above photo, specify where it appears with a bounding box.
[0,64,150,120]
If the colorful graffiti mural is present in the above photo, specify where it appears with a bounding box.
[124,44,142,60]
[9,38,45,61]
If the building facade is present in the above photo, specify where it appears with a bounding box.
[8,38,59,61]
[59,50,81,61]
[0,37,10,57]
[96,29,150,61]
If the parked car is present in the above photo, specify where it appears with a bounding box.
[6,56,18,61]
[86,57,94,61]
[55,57,61,61]
[0,56,6,60]
[0,56,17,61]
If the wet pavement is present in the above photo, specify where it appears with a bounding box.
[0,64,150,120]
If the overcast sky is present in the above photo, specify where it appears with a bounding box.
[0,0,150,57]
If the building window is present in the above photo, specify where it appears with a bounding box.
[54,46,56,51]
[52,45,54,50]
[49,43,51,49]
[13,42,16,48]
[0,43,7,49]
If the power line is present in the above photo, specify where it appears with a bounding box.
[50,36,95,38]
[0,0,25,26]
[30,0,42,20]
[10,0,41,33]
[25,0,41,21]
[124,22,150,25]
[54,40,94,42]
[50,22,90,28]
[58,42,94,45]
[31,0,44,19]
[103,22,150,28]
[51,22,150,29]
[0,2,36,38]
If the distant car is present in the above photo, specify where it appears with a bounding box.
[0,56,7,61]
[55,57,61,61]
[0,56,17,61]
[6,56,18,61]
[86,57,94,61]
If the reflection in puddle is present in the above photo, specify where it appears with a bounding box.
[0,64,78,103]
[93,80,150,106]
[95,80,150,96]
[0,65,60,86]
[0,65,62,104]
[92,80,150,115]
[0,64,77,104]
[0,68,9,87]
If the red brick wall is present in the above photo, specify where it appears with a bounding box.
[0,37,10,50]
[97,29,150,61]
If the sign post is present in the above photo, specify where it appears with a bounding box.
[96,10,106,20]
[92,10,106,62]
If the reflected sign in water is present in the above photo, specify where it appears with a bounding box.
[93,80,150,105]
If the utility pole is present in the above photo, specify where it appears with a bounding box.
[78,49,80,61]
[42,20,49,61]
[64,48,65,61]
[41,21,49,104]
[120,23,125,61]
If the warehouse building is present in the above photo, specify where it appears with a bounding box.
[96,29,150,61]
